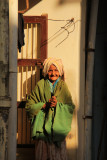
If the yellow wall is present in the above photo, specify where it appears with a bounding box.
[21,0,86,159]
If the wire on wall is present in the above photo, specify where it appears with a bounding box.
[41,18,81,47]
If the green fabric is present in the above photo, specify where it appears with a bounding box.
[25,78,75,145]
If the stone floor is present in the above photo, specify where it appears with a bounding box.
[16,148,35,160]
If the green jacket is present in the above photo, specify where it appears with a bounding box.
[25,79,75,145]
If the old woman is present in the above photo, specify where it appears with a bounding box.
[25,58,75,160]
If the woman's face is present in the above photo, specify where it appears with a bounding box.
[48,64,60,84]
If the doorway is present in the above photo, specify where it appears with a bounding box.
[17,15,48,159]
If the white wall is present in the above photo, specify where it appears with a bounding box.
[24,0,86,159]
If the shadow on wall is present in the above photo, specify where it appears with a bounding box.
[18,0,42,11]
[18,0,82,12]
[56,0,81,5]
[22,67,41,100]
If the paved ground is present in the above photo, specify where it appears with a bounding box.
[16,148,35,160]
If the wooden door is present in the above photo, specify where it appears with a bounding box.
[17,15,48,146]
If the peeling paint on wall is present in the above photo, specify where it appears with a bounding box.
[0,108,9,160]
[0,1,10,160]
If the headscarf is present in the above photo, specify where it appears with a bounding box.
[42,57,64,77]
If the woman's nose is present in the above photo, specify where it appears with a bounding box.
[52,70,55,75]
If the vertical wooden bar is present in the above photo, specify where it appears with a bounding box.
[37,67,40,82]
[41,14,48,61]
[35,23,37,59]
[35,66,37,86]
[35,66,40,85]
[37,23,41,59]
[31,66,33,91]
[31,23,33,59]
[21,66,24,100]
[26,23,31,144]
[26,66,28,98]
[26,117,31,144]
[17,66,19,143]
[31,23,33,91]
[17,108,23,144]
[26,23,28,59]
[35,22,40,84]
[17,67,19,101]
[34,24,37,86]
[21,36,24,100]
[26,23,29,98]
[22,108,27,144]
[21,45,23,59]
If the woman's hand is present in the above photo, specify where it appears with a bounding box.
[42,103,46,109]
[42,96,57,109]
[49,96,57,107]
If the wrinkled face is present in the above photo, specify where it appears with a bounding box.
[48,64,60,84]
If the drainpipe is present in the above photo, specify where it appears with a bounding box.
[84,0,99,159]
[8,0,18,160]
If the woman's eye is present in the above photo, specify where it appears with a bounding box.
[48,69,58,72]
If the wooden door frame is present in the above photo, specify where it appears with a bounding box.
[17,15,48,146]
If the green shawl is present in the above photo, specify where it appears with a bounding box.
[25,78,75,145]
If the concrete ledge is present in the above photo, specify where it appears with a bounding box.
[0,96,11,107]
